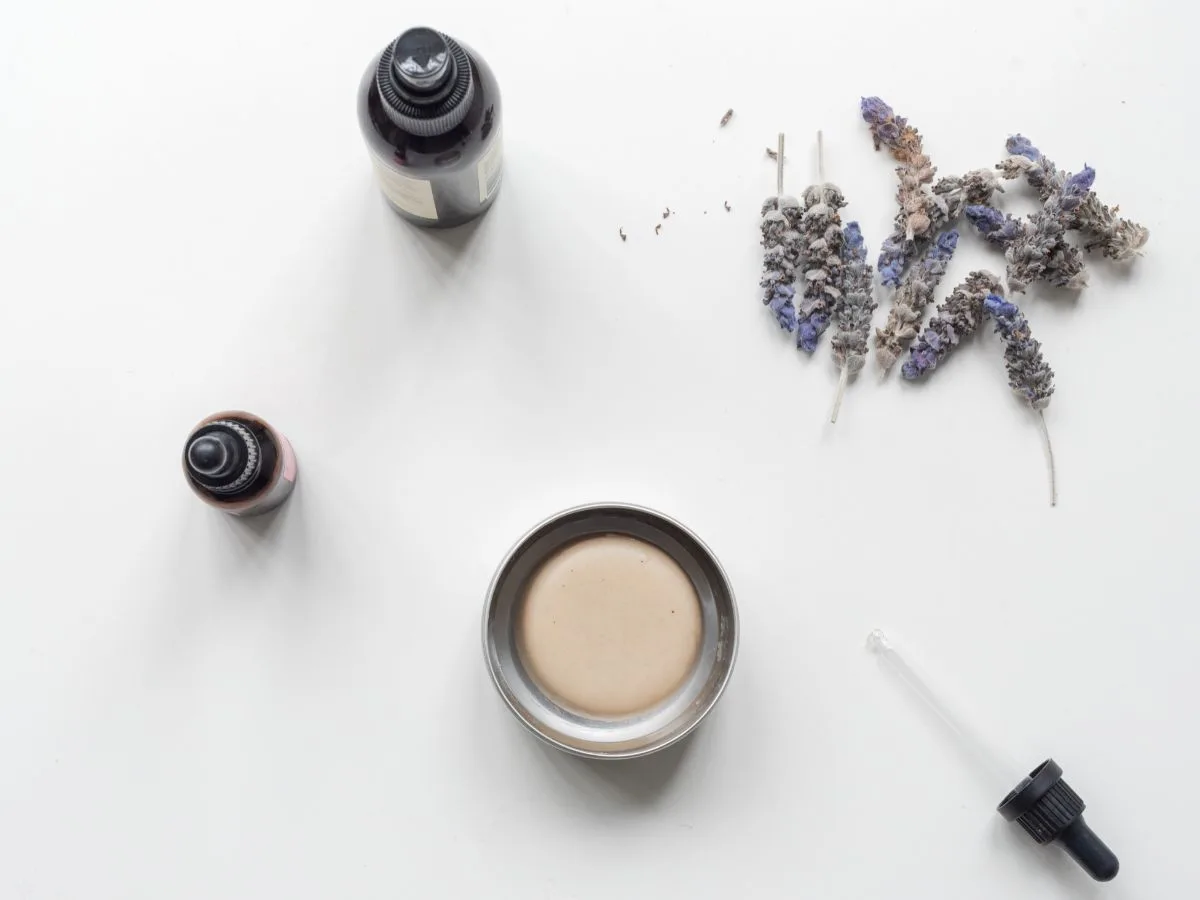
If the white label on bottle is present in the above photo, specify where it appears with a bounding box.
[370,154,438,220]
[477,128,504,203]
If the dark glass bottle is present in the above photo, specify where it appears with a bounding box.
[182,411,297,516]
[357,27,503,228]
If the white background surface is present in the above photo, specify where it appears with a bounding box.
[1,1,1196,897]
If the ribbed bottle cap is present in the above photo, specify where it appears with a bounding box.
[185,420,260,495]
[998,759,1119,882]
[375,27,475,137]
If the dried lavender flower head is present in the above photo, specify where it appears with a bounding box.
[874,230,958,372]
[982,294,1055,408]
[862,97,955,286]
[861,97,904,150]
[1005,166,1095,294]
[760,195,803,331]
[795,182,846,353]
[1000,135,1149,261]
[900,270,1003,380]
[966,205,1088,290]
[831,221,876,375]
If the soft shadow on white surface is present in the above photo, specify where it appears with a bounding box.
[532,731,694,808]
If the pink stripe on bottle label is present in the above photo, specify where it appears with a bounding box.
[279,434,298,482]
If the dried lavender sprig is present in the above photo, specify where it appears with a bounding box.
[760,133,802,332]
[982,293,1058,505]
[875,231,959,373]
[830,222,876,422]
[1000,135,1148,260]
[1005,166,1095,293]
[796,132,845,352]
[900,271,1003,379]
[861,97,934,241]
[965,205,1088,289]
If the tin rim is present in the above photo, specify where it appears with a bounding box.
[481,502,739,760]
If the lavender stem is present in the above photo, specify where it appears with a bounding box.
[776,133,785,198]
[1037,409,1057,507]
[830,364,849,424]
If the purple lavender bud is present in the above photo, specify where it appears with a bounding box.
[982,294,1019,320]
[930,230,958,261]
[797,314,829,352]
[768,284,798,332]
[843,220,867,259]
[860,96,894,123]
[966,204,1025,244]
[1006,134,1039,161]
[877,235,908,287]
[966,203,1005,233]
[860,96,904,147]
[1060,166,1096,211]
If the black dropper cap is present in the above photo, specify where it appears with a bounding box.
[998,759,1119,882]
[375,27,475,137]
[184,419,261,497]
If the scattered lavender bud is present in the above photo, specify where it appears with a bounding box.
[875,230,958,373]
[900,270,1003,379]
[965,205,1087,289]
[720,108,734,127]
[1005,166,1095,293]
[999,135,1148,260]
[796,180,846,352]
[983,292,1059,505]
[861,97,937,283]
[829,222,876,422]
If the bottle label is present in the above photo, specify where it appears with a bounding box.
[477,128,504,203]
[370,153,438,220]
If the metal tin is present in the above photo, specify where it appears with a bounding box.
[483,503,739,760]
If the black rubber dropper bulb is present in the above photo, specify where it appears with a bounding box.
[998,759,1119,882]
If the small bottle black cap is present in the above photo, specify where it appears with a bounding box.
[184,420,261,496]
[187,433,236,478]
[391,27,452,92]
[375,27,475,136]
[998,759,1119,882]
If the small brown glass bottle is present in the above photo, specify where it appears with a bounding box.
[182,411,298,517]
[358,27,503,228]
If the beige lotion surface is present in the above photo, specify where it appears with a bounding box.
[517,533,702,717]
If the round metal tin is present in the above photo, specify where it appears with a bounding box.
[483,503,739,760]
